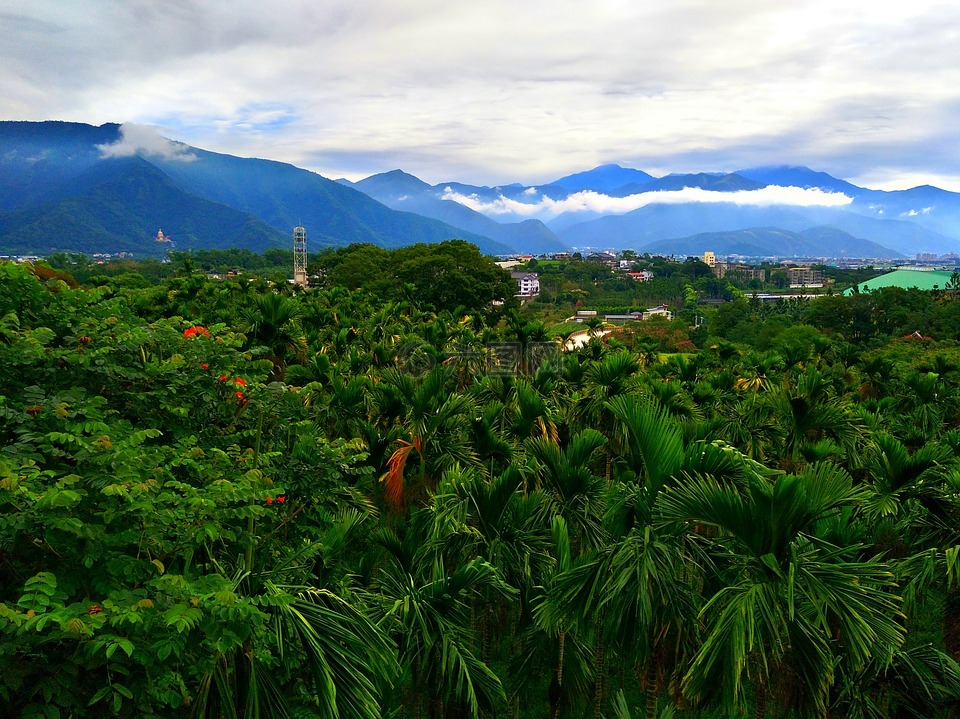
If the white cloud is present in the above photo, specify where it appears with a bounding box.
[97,123,197,162]
[442,185,853,219]
[5,1,960,186]
[901,207,933,216]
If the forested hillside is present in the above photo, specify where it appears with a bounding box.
[3,254,960,719]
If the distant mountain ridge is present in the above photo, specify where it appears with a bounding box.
[2,121,960,259]
[0,156,288,255]
[555,201,952,257]
[612,172,766,196]
[347,170,568,254]
[0,121,513,256]
[641,227,903,259]
[540,164,960,255]
[549,164,655,193]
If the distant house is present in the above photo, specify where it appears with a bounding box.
[642,304,673,320]
[603,305,674,324]
[586,251,617,264]
[511,271,540,297]
[627,271,654,282]
[603,311,644,324]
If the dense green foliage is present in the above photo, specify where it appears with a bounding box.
[4,257,960,719]
[45,241,520,319]
[708,287,960,349]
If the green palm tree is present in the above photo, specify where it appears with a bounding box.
[379,366,480,509]
[509,379,560,445]
[526,429,608,555]
[577,352,641,480]
[767,366,863,468]
[861,433,951,526]
[832,644,960,719]
[719,397,784,462]
[855,355,895,400]
[658,463,905,718]
[894,370,958,446]
[285,351,332,388]
[369,514,516,719]
[192,523,397,719]
[244,294,308,380]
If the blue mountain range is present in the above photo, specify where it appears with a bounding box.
[2,121,960,259]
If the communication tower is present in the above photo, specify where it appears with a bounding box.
[293,225,308,288]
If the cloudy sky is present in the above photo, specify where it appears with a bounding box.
[4,1,960,189]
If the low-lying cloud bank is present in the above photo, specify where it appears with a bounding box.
[442,185,853,219]
[98,123,197,162]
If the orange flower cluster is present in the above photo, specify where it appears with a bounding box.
[183,326,211,338]
[265,495,286,505]
[219,375,248,402]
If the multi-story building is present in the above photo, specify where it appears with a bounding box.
[702,251,716,267]
[511,271,540,297]
[787,266,825,287]
[712,262,766,282]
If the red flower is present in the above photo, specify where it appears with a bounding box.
[234,378,247,387]
[236,391,246,401]
[277,495,286,504]
[219,374,229,382]
[265,496,274,504]
[200,363,209,370]
[184,326,211,338]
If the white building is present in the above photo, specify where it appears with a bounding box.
[642,304,673,320]
[511,271,540,297]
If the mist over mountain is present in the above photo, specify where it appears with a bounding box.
[735,166,863,194]
[611,172,765,196]
[3,121,960,259]
[555,201,953,256]
[434,164,960,256]
[348,170,568,254]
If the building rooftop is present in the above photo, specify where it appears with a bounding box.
[844,269,958,295]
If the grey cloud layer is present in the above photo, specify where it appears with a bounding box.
[3,1,960,187]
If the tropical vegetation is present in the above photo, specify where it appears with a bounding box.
[3,249,960,719]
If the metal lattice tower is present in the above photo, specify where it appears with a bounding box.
[292,225,308,288]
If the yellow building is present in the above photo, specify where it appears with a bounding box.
[702,251,716,267]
